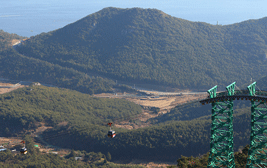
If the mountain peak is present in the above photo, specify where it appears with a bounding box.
[18,7,267,90]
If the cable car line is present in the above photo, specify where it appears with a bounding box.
[36,88,267,147]
[39,111,149,141]
[6,96,208,155]
[39,98,204,142]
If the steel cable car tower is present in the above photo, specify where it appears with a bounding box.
[202,81,267,168]
[246,82,267,168]
[207,82,235,168]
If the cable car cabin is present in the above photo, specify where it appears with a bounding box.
[20,147,27,155]
[107,130,116,138]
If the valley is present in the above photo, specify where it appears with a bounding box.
[0,82,182,167]
[0,78,208,130]
[0,80,208,167]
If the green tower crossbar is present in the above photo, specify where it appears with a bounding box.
[208,83,235,168]
[226,82,235,168]
[208,85,217,98]
[226,82,236,96]
[247,82,256,96]
[246,82,267,168]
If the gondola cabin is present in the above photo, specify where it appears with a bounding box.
[108,130,116,138]
[107,122,116,138]
[20,140,27,154]
[20,147,27,154]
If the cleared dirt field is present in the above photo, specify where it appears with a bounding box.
[115,159,176,168]
[126,94,206,112]
[95,92,207,130]
[95,93,206,112]
[0,82,26,94]
[11,39,21,46]
[0,137,23,147]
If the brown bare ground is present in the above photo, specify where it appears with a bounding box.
[141,162,176,168]
[0,82,27,94]
[11,39,21,45]
[116,159,176,168]
[95,93,207,130]
[34,122,53,134]
[0,137,23,146]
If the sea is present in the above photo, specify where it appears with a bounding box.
[1,0,267,37]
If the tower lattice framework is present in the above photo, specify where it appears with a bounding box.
[207,82,235,168]
[246,82,267,168]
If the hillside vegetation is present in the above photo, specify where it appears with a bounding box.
[176,145,250,168]
[0,86,142,136]
[0,136,250,168]
[0,30,119,94]
[0,86,252,162]
[0,48,116,94]
[149,100,250,124]
[255,75,267,91]
[47,108,250,162]
[0,30,24,51]
[15,7,267,90]
[0,136,145,168]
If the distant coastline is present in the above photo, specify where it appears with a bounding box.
[1,0,267,37]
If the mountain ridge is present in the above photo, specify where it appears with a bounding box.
[10,7,267,90]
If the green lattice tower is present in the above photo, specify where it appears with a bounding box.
[246,82,267,168]
[225,82,235,168]
[207,83,236,168]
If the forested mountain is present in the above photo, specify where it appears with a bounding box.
[0,30,24,51]
[0,48,116,94]
[15,7,267,90]
[0,29,119,94]
[0,86,252,162]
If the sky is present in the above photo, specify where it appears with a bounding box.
[1,0,267,37]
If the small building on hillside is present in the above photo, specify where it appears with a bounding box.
[75,157,83,161]
[31,82,41,86]
[0,145,7,152]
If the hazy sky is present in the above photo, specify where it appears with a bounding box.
[1,0,267,37]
